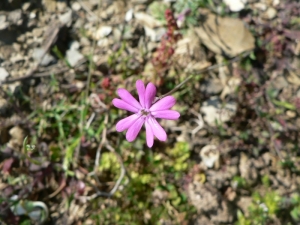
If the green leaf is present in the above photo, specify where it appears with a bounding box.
[272,100,296,110]
[63,137,81,172]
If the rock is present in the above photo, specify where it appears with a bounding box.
[69,40,80,50]
[174,33,211,72]
[7,126,24,150]
[262,152,273,166]
[95,26,112,39]
[0,15,8,30]
[0,67,9,82]
[194,216,213,225]
[59,9,72,26]
[223,0,247,12]
[29,11,36,19]
[22,2,31,11]
[71,2,81,11]
[125,8,134,22]
[66,49,84,67]
[188,182,235,224]
[200,145,220,169]
[200,97,237,126]
[56,2,67,12]
[80,37,90,46]
[254,3,267,11]
[32,48,55,66]
[73,18,84,29]
[206,170,231,189]
[236,197,252,217]
[8,9,22,25]
[210,200,235,223]
[220,76,242,99]
[144,26,166,42]
[0,98,9,116]
[135,12,162,29]
[239,153,258,186]
[188,182,219,212]
[32,27,44,38]
[286,110,296,118]
[227,165,239,177]
[264,7,277,20]
[273,0,280,6]
[287,69,300,85]
[97,38,110,47]
[201,79,223,95]
[10,53,24,63]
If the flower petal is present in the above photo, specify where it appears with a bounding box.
[151,110,180,120]
[112,99,139,113]
[150,96,176,111]
[117,88,142,109]
[116,114,140,132]
[144,83,156,109]
[148,117,167,141]
[126,116,145,142]
[136,80,146,108]
[145,118,154,148]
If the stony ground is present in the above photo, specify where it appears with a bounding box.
[1,0,300,224]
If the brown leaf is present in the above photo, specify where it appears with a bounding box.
[195,10,255,57]
[284,29,300,40]
[2,158,14,173]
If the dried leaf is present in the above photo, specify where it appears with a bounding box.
[2,158,14,173]
[195,11,255,57]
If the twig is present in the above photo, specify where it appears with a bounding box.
[190,109,205,138]
[266,121,283,161]
[79,111,125,202]
[79,141,125,202]
[89,93,108,111]
[94,113,108,170]
[77,0,99,21]
[158,50,252,100]
[105,142,125,195]
[85,112,95,129]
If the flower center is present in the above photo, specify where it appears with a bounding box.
[140,109,150,116]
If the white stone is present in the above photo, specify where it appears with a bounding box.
[144,26,166,42]
[254,3,267,11]
[0,15,8,30]
[200,97,237,126]
[273,0,280,6]
[97,38,109,47]
[0,67,9,82]
[66,49,84,67]
[22,2,31,11]
[29,11,36,19]
[32,48,55,66]
[135,12,162,28]
[71,2,81,11]
[95,26,112,39]
[69,40,80,50]
[200,145,220,168]
[223,0,247,12]
[264,7,277,20]
[125,8,133,22]
[59,9,72,26]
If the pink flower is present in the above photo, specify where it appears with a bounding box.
[112,80,180,148]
